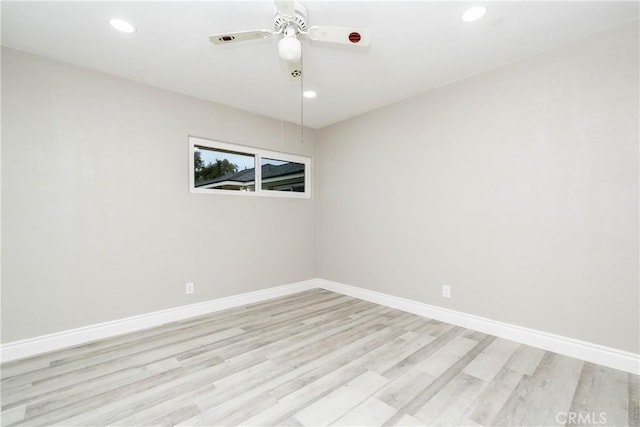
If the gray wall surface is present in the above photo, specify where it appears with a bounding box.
[317,21,639,353]
[1,48,317,342]
[2,20,638,354]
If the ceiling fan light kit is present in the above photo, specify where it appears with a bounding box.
[278,27,302,62]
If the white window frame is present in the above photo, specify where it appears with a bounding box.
[189,136,312,199]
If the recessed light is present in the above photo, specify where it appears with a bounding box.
[462,6,487,22]
[109,18,136,33]
[303,90,317,99]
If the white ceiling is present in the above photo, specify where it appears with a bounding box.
[2,1,638,129]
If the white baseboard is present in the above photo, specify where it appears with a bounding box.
[3,278,638,375]
[0,279,318,363]
[318,279,640,375]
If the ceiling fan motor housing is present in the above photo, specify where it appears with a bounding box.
[273,2,308,33]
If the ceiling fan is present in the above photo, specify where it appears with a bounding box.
[209,0,370,79]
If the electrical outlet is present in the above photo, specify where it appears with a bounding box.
[185,282,194,295]
[442,285,451,298]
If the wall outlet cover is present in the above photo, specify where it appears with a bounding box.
[442,285,451,298]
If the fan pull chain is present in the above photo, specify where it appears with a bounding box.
[300,48,304,144]
[280,64,285,152]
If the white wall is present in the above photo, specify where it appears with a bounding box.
[1,47,317,343]
[318,21,639,353]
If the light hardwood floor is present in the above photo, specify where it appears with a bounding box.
[1,289,638,426]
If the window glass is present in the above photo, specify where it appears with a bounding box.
[194,146,255,191]
[261,158,306,192]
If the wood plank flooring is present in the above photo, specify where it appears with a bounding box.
[1,289,638,426]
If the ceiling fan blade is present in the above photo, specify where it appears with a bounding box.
[307,26,370,47]
[275,0,296,19]
[209,29,272,45]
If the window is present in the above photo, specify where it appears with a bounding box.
[189,136,311,198]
